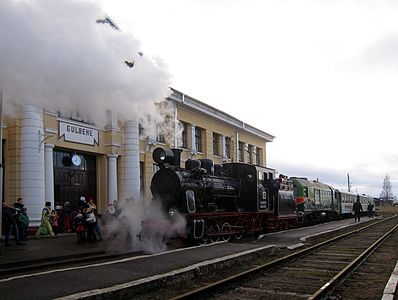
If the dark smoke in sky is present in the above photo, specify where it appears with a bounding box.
[0,0,171,123]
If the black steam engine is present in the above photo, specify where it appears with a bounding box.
[150,147,298,244]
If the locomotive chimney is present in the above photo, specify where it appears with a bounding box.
[171,148,182,167]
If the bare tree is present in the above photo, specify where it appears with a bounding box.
[380,174,394,205]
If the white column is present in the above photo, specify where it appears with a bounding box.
[20,104,45,225]
[122,120,140,201]
[44,143,54,206]
[107,154,118,205]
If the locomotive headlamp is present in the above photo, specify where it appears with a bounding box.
[153,147,175,165]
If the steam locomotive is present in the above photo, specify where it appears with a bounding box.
[150,148,298,244]
[149,147,374,244]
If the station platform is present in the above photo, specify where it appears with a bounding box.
[0,216,375,269]
[0,216,396,300]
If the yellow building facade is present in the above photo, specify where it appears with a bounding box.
[1,88,274,226]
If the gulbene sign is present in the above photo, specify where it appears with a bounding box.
[59,121,99,146]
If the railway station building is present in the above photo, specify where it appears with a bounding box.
[1,88,275,226]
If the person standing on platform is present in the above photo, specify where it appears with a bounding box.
[62,201,72,233]
[35,201,56,238]
[353,197,363,222]
[84,205,97,243]
[18,207,30,241]
[367,202,374,218]
[3,202,24,246]
[87,196,103,241]
[73,213,86,244]
[50,209,59,236]
[55,203,64,233]
[13,198,24,240]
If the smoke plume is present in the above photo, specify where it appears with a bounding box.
[0,0,171,124]
[103,197,187,254]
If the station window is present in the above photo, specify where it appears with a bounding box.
[138,123,144,137]
[246,144,253,164]
[213,133,220,156]
[180,122,188,148]
[256,147,262,165]
[156,124,165,143]
[225,137,231,159]
[195,127,203,152]
[238,142,244,162]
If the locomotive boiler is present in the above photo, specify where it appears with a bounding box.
[150,147,298,244]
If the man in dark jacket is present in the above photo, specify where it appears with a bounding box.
[353,197,363,222]
[3,202,24,246]
[367,202,374,218]
[14,198,25,240]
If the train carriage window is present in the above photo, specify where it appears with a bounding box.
[315,189,321,203]
[186,190,196,213]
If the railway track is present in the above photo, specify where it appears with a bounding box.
[169,216,398,300]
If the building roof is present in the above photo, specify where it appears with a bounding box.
[169,88,275,142]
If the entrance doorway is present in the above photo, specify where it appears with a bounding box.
[53,150,97,209]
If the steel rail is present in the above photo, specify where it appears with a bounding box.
[169,216,397,300]
[308,222,398,300]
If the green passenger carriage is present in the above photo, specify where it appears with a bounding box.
[292,177,338,225]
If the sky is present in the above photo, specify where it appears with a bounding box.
[1,0,397,198]
[101,0,398,198]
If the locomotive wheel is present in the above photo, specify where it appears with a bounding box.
[233,222,243,240]
[221,222,232,241]
[209,224,221,243]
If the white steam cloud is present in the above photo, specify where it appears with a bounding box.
[0,0,171,124]
[103,198,187,254]
[1,0,186,253]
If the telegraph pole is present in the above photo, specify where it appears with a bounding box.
[347,173,351,192]
[0,90,3,245]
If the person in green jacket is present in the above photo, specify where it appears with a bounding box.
[35,201,56,238]
[18,207,30,241]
